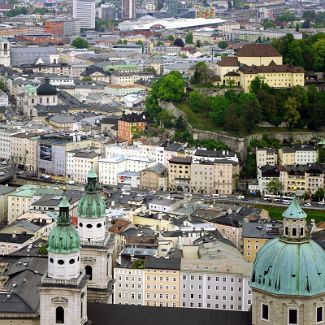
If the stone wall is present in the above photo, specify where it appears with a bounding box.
[158,100,325,162]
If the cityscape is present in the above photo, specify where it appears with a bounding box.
[0,0,324,324]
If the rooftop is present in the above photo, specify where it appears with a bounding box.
[236,44,281,57]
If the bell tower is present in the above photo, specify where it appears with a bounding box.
[0,38,10,67]
[39,197,88,325]
[78,169,114,303]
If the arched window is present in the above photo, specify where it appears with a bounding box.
[85,265,93,280]
[56,306,64,324]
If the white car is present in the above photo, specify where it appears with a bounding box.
[304,203,311,207]
[0,172,4,176]
[317,201,325,206]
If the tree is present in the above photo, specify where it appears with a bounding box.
[313,188,325,202]
[196,40,202,48]
[249,77,265,94]
[218,40,228,49]
[188,91,211,112]
[33,8,48,14]
[185,32,193,44]
[190,62,213,85]
[173,38,185,47]
[38,245,48,255]
[155,71,185,102]
[263,19,276,30]
[284,96,300,128]
[167,35,174,41]
[295,23,300,32]
[72,37,89,49]
[197,139,229,150]
[313,38,325,71]
[6,6,27,17]
[267,178,283,194]
[0,80,5,91]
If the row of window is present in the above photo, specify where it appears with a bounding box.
[262,304,323,324]
[183,276,241,283]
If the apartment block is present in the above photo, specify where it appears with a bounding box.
[168,157,192,192]
[113,266,144,305]
[278,145,318,166]
[144,257,181,308]
[256,148,278,168]
[181,242,252,311]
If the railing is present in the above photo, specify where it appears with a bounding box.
[41,271,85,286]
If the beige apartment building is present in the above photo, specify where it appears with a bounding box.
[281,164,324,195]
[279,145,318,166]
[11,132,42,172]
[140,163,168,191]
[168,157,192,192]
[278,147,296,165]
[190,161,239,195]
[66,150,100,183]
[256,148,278,168]
[144,257,181,308]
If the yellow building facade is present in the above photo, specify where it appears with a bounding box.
[238,64,305,92]
[144,257,181,307]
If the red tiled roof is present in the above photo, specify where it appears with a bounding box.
[238,63,304,74]
[217,56,239,67]
[236,44,281,57]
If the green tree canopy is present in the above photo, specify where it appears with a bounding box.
[72,37,89,49]
[218,40,228,49]
[267,178,283,194]
[185,32,193,44]
[190,62,214,85]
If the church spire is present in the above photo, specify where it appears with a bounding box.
[281,196,308,242]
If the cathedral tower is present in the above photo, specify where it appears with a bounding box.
[78,169,114,303]
[39,197,88,325]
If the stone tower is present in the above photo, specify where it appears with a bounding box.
[77,169,114,303]
[0,38,10,67]
[39,197,88,325]
[251,196,325,325]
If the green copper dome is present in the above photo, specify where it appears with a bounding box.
[48,197,80,254]
[77,169,106,219]
[251,198,325,296]
[250,238,325,296]
[282,196,307,219]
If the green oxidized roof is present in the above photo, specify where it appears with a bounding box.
[48,197,80,254]
[77,169,106,219]
[250,238,325,296]
[282,196,307,219]
[251,198,325,296]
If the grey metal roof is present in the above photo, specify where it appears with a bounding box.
[11,46,57,66]
[144,256,181,270]
[0,293,34,313]
[0,233,33,244]
[242,222,281,239]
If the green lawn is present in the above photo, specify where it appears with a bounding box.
[254,204,325,222]
[175,102,217,131]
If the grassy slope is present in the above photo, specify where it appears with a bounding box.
[255,204,325,222]
[175,102,217,131]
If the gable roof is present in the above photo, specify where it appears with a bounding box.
[217,56,239,67]
[236,44,281,57]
